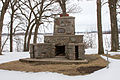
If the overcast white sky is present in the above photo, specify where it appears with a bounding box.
[1,0,112,33]
[73,0,111,32]
[45,0,111,33]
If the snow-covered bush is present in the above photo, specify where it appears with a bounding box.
[83,33,97,49]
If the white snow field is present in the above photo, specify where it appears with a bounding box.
[0,0,120,80]
[0,50,120,80]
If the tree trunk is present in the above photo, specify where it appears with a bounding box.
[58,0,67,16]
[33,0,44,44]
[26,23,36,51]
[62,0,67,16]
[24,23,30,51]
[0,20,3,55]
[108,0,119,51]
[24,19,34,51]
[33,24,40,44]
[97,0,104,54]
[0,0,10,54]
[10,11,14,52]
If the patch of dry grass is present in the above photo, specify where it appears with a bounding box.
[103,54,120,59]
[0,54,108,76]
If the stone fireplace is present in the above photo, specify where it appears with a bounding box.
[30,16,85,60]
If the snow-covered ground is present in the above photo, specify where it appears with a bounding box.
[1,0,120,79]
[0,52,29,64]
[0,50,120,80]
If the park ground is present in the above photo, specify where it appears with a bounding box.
[0,49,120,80]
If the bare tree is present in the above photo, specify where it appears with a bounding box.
[18,0,35,51]
[108,0,119,51]
[83,33,97,49]
[18,0,81,51]
[0,0,10,54]
[19,0,55,51]
[97,0,104,54]
[2,25,9,51]
[9,0,20,52]
[56,0,67,16]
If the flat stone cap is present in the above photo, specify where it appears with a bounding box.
[45,35,84,37]
[55,16,75,19]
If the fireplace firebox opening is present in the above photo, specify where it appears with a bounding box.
[75,46,79,60]
[55,46,65,56]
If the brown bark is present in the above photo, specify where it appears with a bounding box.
[97,0,104,54]
[57,0,67,16]
[20,0,43,50]
[22,0,54,50]
[10,9,14,52]
[108,0,119,51]
[24,19,32,51]
[0,0,10,54]
[24,26,29,51]
[19,5,33,51]
[0,19,3,55]
[33,0,44,44]
[24,19,35,51]
[33,24,40,44]
[26,23,36,51]
[9,1,18,52]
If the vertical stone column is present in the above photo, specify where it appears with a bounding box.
[66,43,76,60]
[54,16,75,35]
[29,44,34,58]
[33,44,40,58]
[29,44,40,58]
[78,43,85,60]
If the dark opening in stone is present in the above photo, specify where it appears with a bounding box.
[75,46,79,60]
[55,46,65,56]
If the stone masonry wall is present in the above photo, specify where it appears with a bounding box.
[30,43,55,59]
[65,43,76,60]
[29,16,85,60]
[78,43,85,60]
[54,16,75,35]
[65,43,85,60]
[44,35,83,46]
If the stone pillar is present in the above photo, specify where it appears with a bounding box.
[54,16,75,35]
[29,44,35,58]
[78,43,85,60]
[66,43,76,60]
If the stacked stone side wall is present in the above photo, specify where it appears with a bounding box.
[78,43,85,60]
[44,35,83,45]
[30,43,55,59]
[29,44,34,58]
[66,43,76,60]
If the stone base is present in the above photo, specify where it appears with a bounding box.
[20,56,88,65]
[30,42,85,60]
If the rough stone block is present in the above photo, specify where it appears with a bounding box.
[44,35,83,45]
[54,16,75,35]
[29,16,85,60]
[32,43,55,59]
[78,43,85,60]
